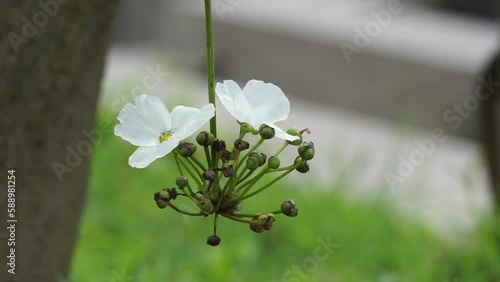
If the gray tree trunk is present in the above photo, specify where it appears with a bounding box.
[483,52,500,209]
[0,1,119,281]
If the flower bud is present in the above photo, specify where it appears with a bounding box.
[251,152,267,166]
[259,124,275,139]
[155,199,169,209]
[218,150,232,161]
[206,235,221,246]
[234,139,250,151]
[281,200,298,217]
[246,157,259,171]
[177,142,197,157]
[212,139,226,152]
[256,214,268,226]
[287,128,303,146]
[250,223,264,233]
[203,168,217,181]
[222,163,234,177]
[298,142,315,161]
[262,213,276,230]
[196,131,215,146]
[175,176,188,188]
[268,156,280,169]
[154,191,170,209]
[295,159,309,173]
[163,187,178,200]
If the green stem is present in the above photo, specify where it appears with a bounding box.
[168,203,204,216]
[205,0,217,139]
[238,163,301,201]
[221,214,254,224]
[232,211,282,217]
[176,154,204,189]
[190,156,207,172]
[204,146,212,168]
[274,142,289,157]
[236,166,270,196]
[236,170,252,185]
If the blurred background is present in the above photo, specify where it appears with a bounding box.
[72,0,500,281]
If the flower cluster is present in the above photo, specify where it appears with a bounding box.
[115,79,314,246]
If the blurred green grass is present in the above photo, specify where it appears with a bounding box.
[70,110,500,282]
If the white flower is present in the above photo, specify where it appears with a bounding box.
[215,79,298,141]
[114,94,215,168]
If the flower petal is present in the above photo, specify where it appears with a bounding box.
[128,136,180,168]
[267,123,299,141]
[114,94,171,146]
[215,80,250,122]
[241,80,290,126]
[170,104,215,140]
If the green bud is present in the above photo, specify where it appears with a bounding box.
[250,223,264,233]
[246,157,259,171]
[251,152,267,166]
[256,214,268,226]
[268,156,280,169]
[259,124,275,139]
[159,190,171,200]
[154,191,170,209]
[206,235,221,246]
[155,199,169,209]
[178,142,197,157]
[203,168,217,181]
[298,142,315,161]
[234,139,250,151]
[281,200,298,217]
[175,176,188,188]
[196,131,215,146]
[163,187,178,200]
[294,157,310,173]
[287,128,303,146]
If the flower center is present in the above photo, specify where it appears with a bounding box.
[159,131,173,143]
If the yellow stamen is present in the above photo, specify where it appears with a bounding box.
[159,131,173,143]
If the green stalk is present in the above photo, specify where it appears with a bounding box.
[168,203,205,216]
[238,161,303,201]
[176,154,204,189]
[221,214,254,224]
[205,0,217,139]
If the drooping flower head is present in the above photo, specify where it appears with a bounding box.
[114,94,215,168]
[215,80,298,141]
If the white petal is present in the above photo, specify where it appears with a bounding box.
[241,80,290,126]
[170,104,215,140]
[215,80,249,121]
[114,94,171,146]
[128,136,180,168]
[267,123,299,141]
